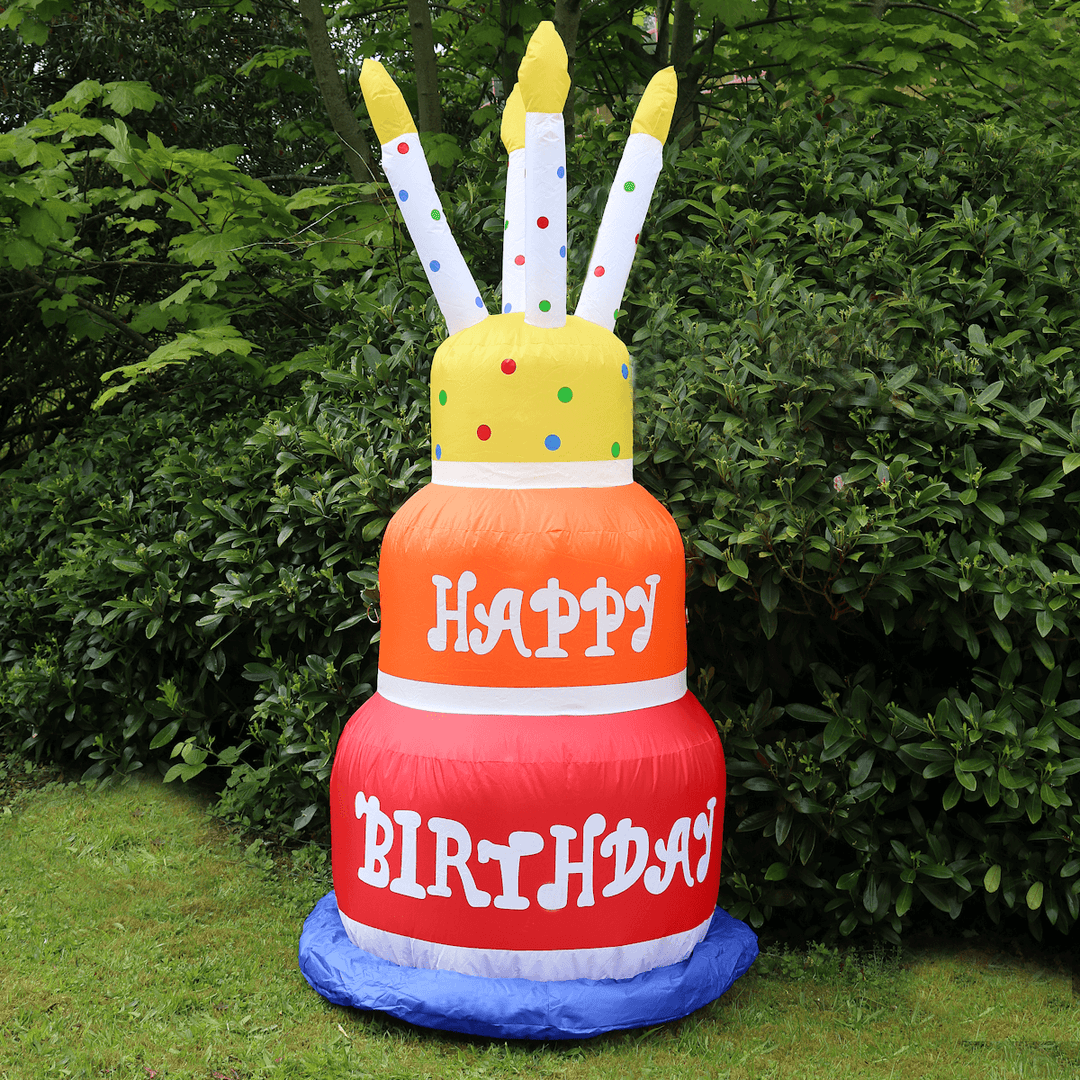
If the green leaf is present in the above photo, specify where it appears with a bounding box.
[895,884,913,918]
[983,865,1001,893]
[149,720,181,750]
[163,762,207,784]
[361,517,388,542]
[988,618,1012,653]
[693,538,726,561]
[1026,881,1044,911]
[103,81,164,116]
[1032,636,1055,670]
[976,500,1005,525]
[759,575,780,613]
[726,556,749,579]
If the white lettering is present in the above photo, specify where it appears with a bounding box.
[470,588,531,657]
[537,813,607,910]
[427,571,476,652]
[354,792,394,888]
[427,572,663,658]
[599,816,650,897]
[476,831,545,909]
[643,816,694,894]
[693,797,717,883]
[529,578,581,658]
[389,809,426,898]
[348,791,720,908]
[427,816,491,908]
[625,574,661,652]
[580,577,625,657]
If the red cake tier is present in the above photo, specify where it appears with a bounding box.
[330,691,725,981]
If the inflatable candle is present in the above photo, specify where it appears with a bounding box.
[298,23,758,1040]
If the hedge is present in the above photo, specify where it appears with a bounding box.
[2,98,1079,942]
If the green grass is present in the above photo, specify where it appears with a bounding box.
[1,758,1077,1080]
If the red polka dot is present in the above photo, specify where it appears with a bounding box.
[501,358,516,374]
[477,424,492,441]
[514,254,525,266]
[635,233,640,244]
[397,142,410,154]
[536,216,549,229]
[594,266,605,277]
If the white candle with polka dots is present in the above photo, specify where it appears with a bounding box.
[501,86,526,316]
[360,61,488,337]
[517,23,570,330]
[576,68,677,332]
[523,115,568,328]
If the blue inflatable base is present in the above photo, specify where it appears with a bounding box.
[298,891,758,1040]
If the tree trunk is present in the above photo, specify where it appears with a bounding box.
[406,0,444,184]
[499,0,525,101]
[553,0,583,139]
[407,0,443,136]
[654,0,672,67]
[670,0,697,143]
[296,0,373,183]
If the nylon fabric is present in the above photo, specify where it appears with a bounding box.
[375,669,686,715]
[336,907,713,981]
[377,482,683,691]
[298,893,759,1040]
[430,314,632,465]
[329,692,725,956]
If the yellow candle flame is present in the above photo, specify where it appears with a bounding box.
[501,85,526,153]
[630,67,678,145]
[517,21,570,114]
[359,59,418,145]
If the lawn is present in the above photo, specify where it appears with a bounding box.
[1,759,1076,1080]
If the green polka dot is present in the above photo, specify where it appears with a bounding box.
[504,218,509,230]
[438,389,447,406]
[624,181,636,192]
[431,209,441,220]
[557,386,573,403]
[539,300,551,312]
[611,442,621,457]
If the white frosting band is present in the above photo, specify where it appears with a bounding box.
[431,458,633,489]
[337,906,713,981]
[377,669,687,716]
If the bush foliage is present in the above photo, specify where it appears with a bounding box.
[3,99,1080,942]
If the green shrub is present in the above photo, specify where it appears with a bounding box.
[628,104,1080,941]
[0,280,441,836]
[2,101,1079,941]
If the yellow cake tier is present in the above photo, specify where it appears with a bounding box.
[430,313,633,465]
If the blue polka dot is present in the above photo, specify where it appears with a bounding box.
[560,245,566,258]
[429,260,441,272]
[544,434,561,452]
[503,302,512,313]
[435,444,442,460]
[557,165,565,179]
[399,189,409,201]
[475,296,483,308]
[621,363,629,379]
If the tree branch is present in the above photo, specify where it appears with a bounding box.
[22,268,153,354]
[851,1,987,35]
[296,0,375,184]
